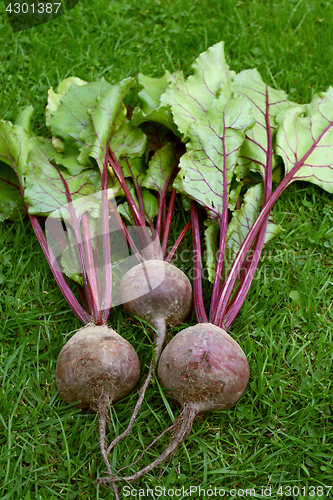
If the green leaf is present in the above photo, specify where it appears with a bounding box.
[120,156,146,185]
[78,78,135,169]
[142,142,176,194]
[232,69,295,178]
[142,188,159,221]
[45,76,87,127]
[289,290,304,306]
[276,88,333,193]
[108,119,147,161]
[204,218,220,284]
[117,200,134,225]
[0,120,32,179]
[160,41,234,138]
[14,105,34,135]
[0,161,26,221]
[173,89,254,217]
[131,72,176,133]
[225,183,283,265]
[24,138,100,216]
[50,78,113,156]
[138,72,171,114]
[34,137,90,176]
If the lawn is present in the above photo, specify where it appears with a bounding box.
[0,0,333,498]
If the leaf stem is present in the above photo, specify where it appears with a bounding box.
[28,215,91,324]
[213,119,333,327]
[101,158,112,324]
[108,147,145,228]
[165,220,191,263]
[81,213,102,324]
[161,188,176,258]
[190,201,208,323]
[223,86,273,328]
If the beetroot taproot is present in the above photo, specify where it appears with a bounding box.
[56,325,140,409]
[104,259,192,457]
[103,323,249,484]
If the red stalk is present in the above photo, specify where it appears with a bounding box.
[190,201,208,323]
[81,213,102,324]
[213,119,333,327]
[222,87,273,328]
[161,188,176,258]
[107,201,144,263]
[6,153,91,324]
[165,220,191,263]
[108,147,155,258]
[108,147,145,228]
[209,112,230,319]
[55,167,97,318]
[124,158,146,222]
[100,158,112,324]
[28,214,91,324]
[156,164,178,238]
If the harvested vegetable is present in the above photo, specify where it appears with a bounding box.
[0,84,145,494]
[101,41,333,483]
[104,142,193,453]
[2,39,333,488]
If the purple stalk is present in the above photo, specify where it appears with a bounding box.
[5,151,92,324]
[161,188,176,258]
[100,157,112,324]
[108,147,146,228]
[165,220,191,263]
[93,224,103,309]
[209,115,230,319]
[108,147,155,257]
[55,167,96,318]
[213,119,333,327]
[107,201,144,263]
[208,216,225,322]
[28,214,92,324]
[124,158,146,222]
[222,88,273,328]
[81,213,102,324]
[156,164,178,238]
[46,219,67,253]
[161,197,166,238]
[190,201,208,323]
[76,282,90,313]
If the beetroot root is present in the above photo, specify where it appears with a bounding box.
[100,322,249,484]
[120,260,192,330]
[158,323,249,413]
[56,325,140,409]
[55,324,140,487]
[104,260,192,457]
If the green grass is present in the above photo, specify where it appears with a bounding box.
[1,0,333,498]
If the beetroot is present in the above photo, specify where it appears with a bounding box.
[120,260,192,332]
[158,323,249,413]
[103,323,248,483]
[104,139,194,460]
[56,325,140,409]
[56,324,140,485]
[104,259,192,457]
